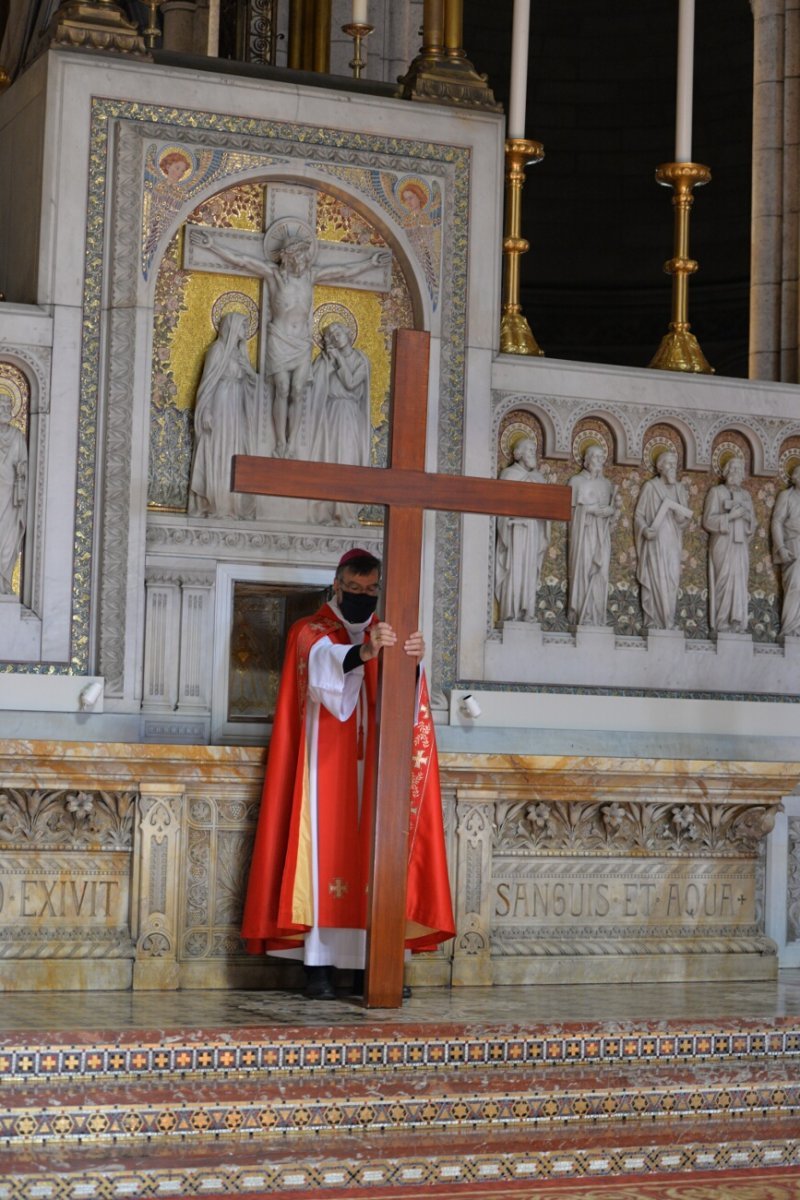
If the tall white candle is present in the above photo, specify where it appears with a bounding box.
[206,0,220,57]
[508,0,531,139]
[675,0,695,161]
[352,0,368,24]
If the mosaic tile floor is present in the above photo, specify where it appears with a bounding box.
[1,974,799,1200]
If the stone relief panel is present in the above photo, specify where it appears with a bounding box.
[449,782,782,984]
[96,103,466,701]
[181,791,260,961]
[0,789,135,961]
[491,408,797,648]
[0,789,134,849]
[789,815,800,944]
[148,182,414,515]
[493,799,778,859]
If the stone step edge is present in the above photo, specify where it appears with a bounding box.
[2,1022,797,1085]
[1,1122,799,1199]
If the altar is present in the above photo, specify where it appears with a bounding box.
[0,24,800,1000]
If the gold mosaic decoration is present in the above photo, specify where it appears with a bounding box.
[0,362,29,426]
[779,440,800,482]
[43,96,466,680]
[0,362,29,597]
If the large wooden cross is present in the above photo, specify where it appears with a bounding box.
[233,329,571,1008]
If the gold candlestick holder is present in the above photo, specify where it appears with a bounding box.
[649,161,714,373]
[342,22,374,79]
[142,0,160,48]
[499,138,545,356]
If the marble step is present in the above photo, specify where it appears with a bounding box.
[1,1114,799,1199]
[2,1059,798,1146]
[1,1017,798,1084]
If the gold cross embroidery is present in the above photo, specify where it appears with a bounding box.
[412,750,429,769]
[328,877,349,899]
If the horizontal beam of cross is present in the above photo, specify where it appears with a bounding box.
[232,457,572,521]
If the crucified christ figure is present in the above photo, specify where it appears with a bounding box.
[190,224,390,459]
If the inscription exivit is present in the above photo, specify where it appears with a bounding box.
[494,880,750,922]
[0,878,120,920]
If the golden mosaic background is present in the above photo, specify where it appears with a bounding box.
[148,184,414,511]
[0,361,30,597]
[497,411,800,644]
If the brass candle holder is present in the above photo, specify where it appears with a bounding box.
[142,0,160,48]
[342,22,374,79]
[649,161,714,373]
[499,138,545,356]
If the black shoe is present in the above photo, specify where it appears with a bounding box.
[304,965,336,1000]
[402,984,412,1000]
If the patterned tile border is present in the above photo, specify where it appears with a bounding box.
[2,1073,799,1145]
[1,1135,800,1198]
[1,1024,798,1085]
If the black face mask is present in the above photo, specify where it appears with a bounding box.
[338,591,378,624]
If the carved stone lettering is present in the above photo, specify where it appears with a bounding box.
[0,852,130,931]
[492,859,755,933]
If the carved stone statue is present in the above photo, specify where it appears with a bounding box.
[702,456,755,634]
[771,462,800,637]
[494,438,550,622]
[309,321,371,526]
[188,311,258,520]
[567,444,620,626]
[634,449,693,630]
[0,394,27,594]
[190,227,389,459]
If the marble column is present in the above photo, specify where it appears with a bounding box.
[160,0,199,52]
[750,0,800,381]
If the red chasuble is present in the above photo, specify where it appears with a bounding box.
[241,604,455,955]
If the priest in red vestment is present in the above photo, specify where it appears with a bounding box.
[241,549,454,999]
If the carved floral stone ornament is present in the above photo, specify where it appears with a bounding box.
[0,790,135,850]
[493,799,777,858]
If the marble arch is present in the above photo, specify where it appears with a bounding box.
[98,113,458,703]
